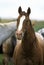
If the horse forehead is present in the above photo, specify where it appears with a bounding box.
[17,16,25,31]
[20,16,25,22]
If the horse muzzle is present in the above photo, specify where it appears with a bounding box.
[15,30,23,40]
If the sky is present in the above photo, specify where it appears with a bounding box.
[0,0,44,20]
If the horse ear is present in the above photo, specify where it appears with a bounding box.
[18,6,22,14]
[27,7,31,15]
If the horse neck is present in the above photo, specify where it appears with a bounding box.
[22,25,36,52]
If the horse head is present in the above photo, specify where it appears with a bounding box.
[16,6,31,40]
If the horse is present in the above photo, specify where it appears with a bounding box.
[0,21,17,45]
[2,32,17,65]
[0,21,17,65]
[13,6,44,65]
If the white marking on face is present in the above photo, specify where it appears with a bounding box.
[18,16,25,31]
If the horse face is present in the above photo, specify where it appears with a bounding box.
[16,6,31,40]
[16,15,26,40]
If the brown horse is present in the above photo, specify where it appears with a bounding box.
[13,6,44,65]
[2,33,16,65]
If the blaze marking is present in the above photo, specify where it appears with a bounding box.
[18,16,25,31]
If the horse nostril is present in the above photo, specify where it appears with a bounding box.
[16,31,18,35]
[16,31,22,36]
[16,31,23,40]
[19,33,22,36]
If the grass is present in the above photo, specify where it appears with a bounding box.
[0,54,14,65]
[0,54,3,65]
[0,54,4,62]
[33,21,44,31]
[0,20,44,65]
[0,18,16,23]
